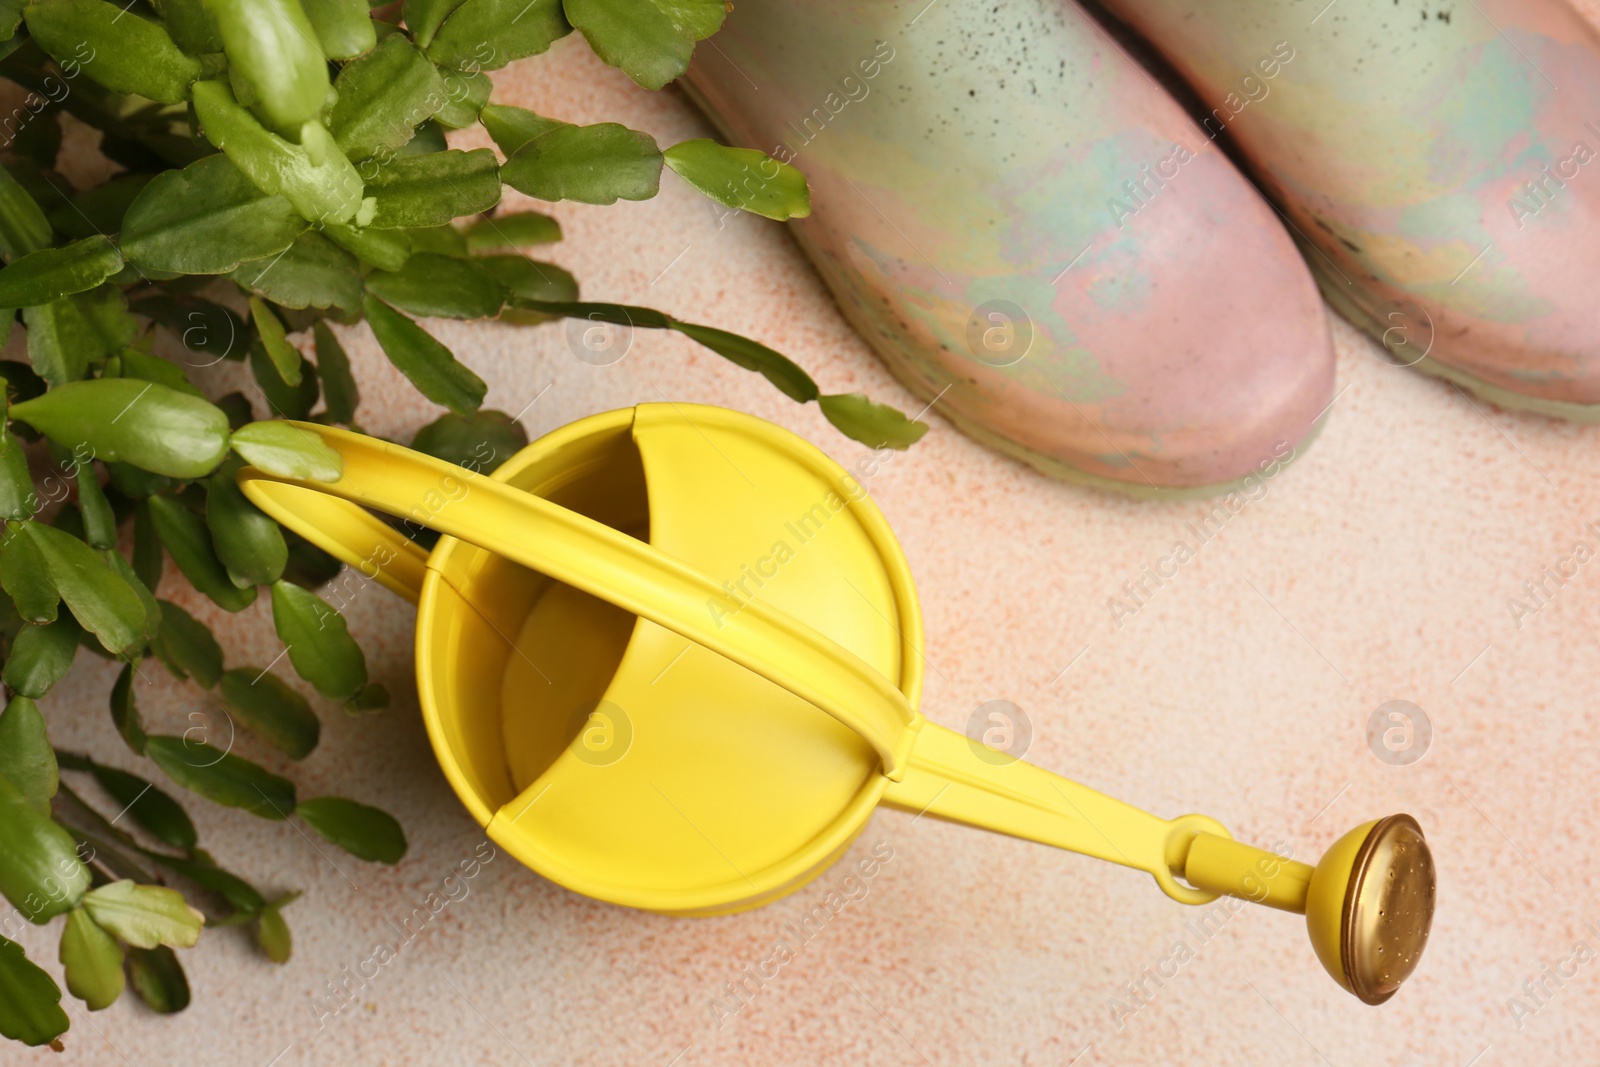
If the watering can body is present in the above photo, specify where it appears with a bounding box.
[246,404,922,913]
[460,404,914,914]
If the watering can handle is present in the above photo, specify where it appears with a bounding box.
[237,422,924,780]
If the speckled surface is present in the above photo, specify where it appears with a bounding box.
[18,8,1600,1064]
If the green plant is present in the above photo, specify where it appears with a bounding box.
[0,0,927,1050]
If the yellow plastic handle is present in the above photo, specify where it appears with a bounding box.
[237,421,923,780]
[235,459,432,603]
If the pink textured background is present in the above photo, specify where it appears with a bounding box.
[20,12,1600,1065]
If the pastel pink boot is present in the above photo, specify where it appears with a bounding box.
[684,0,1334,494]
[1097,0,1600,418]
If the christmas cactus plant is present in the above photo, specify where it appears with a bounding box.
[0,0,926,1050]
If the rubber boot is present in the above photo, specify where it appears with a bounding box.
[1097,0,1600,418]
[683,0,1334,495]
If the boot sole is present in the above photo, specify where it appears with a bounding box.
[878,358,1325,502]
[1300,237,1600,424]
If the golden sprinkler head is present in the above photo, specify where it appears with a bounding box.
[1305,814,1436,1004]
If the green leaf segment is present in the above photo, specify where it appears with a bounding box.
[0,0,925,1051]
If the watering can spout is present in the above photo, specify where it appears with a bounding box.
[884,724,1435,1003]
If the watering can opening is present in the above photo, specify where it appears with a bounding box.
[404,406,923,914]
[412,414,648,821]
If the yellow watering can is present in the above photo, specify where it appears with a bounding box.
[238,403,1434,1005]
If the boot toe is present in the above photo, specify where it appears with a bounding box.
[855,147,1336,491]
